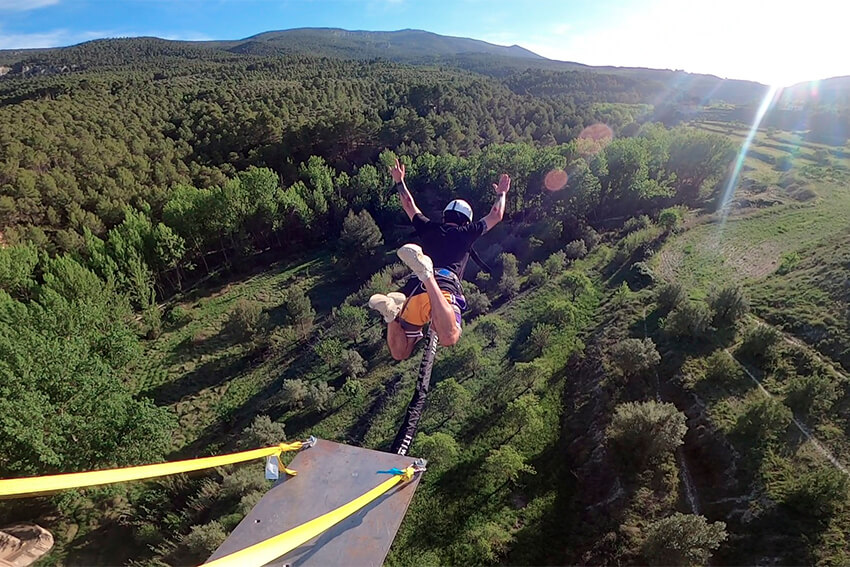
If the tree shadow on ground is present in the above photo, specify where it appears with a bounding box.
[345,372,405,446]
[63,522,140,567]
[150,348,252,405]
[162,324,240,370]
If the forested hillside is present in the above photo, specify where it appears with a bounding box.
[1,29,850,566]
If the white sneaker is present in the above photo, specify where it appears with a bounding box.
[397,244,434,281]
[369,292,406,323]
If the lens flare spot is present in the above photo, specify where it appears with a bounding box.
[577,123,613,155]
[543,169,568,192]
[579,123,614,141]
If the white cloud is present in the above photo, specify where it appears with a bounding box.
[0,27,214,49]
[0,0,59,12]
[0,29,69,49]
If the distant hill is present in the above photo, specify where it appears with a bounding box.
[782,75,850,106]
[0,27,776,105]
[235,28,544,61]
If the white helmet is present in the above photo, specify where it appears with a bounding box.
[443,199,473,223]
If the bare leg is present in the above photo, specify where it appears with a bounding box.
[387,319,418,360]
[421,276,461,347]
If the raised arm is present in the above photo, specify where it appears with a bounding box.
[483,173,510,232]
[390,158,421,221]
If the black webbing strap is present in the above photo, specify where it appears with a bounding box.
[390,328,440,456]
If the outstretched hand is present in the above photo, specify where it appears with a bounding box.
[493,173,511,195]
[390,158,405,183]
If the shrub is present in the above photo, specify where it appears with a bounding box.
[704,350,742,385]
[464,283,491,318]
[623,214,652,234]
[475,270,492,290]
[664,301,711,339]
[737,325,781,362]
[143,305,163,339]
[134,523,164,546]
[777,251,800,274]
[734,393,791,444]
[642,513,727,566]
[775,155,793,171]
[658,207,684,232]
[227,299,268,341]
[220,466,267,500]
[341,377,365,403]
[347,265,395,306]
[412,432,460,474]
[544,250,567,275]
[613,281,631,305]
[779,465,849,518]
[186,479,221,517]
[564,239,588,260]
[561,271,594,301]
[630,261,655,287]
[340,349,366,378]
[313,337,344,368]
[615,225,661,263]
[474,314,510,347]
[281,379,309,410]
[307,382,335,411]
[511,359,550,394]
[789,186,817,201]
[608,338,661,378]
[607,401,687,468]
[480,444,536,494]
[166,305,192,327]
[777,171,798,188]
[525,262,546,286]
[239,415,285,448]
[785,373,838,417]
[331,304,367,343]
[581,225,601,250]
[708,285,749,327]
[428,379,471,424]
[527,323,556,357]
[497,253,520,298]
[655,281,685,313]
[282,286,315,336]
[238,490,264,515]
[179,521,227,559]
[454,522,513,565]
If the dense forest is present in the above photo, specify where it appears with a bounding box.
[1,30,850,566]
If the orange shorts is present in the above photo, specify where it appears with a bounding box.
[398,289,463,339]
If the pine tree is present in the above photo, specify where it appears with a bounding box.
[337,209,383,274]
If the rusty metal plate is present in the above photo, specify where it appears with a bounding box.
[207,439,422,567]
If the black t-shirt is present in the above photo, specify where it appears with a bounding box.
[411,213,487,278]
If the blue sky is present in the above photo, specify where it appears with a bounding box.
[0,0,846,86]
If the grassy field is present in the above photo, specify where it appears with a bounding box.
[655,122,850,369]
[647,122,850,563]
[128,252,345,450]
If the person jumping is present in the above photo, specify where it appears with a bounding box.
[369,158,510,360]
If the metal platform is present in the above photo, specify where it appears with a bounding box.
[206,439,422,567]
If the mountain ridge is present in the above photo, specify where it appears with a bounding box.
[4,27,847,106]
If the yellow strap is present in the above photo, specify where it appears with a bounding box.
[0,441,305,498]
[204,466,416,567]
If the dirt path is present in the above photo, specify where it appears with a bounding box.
[724,342,849,476]
[744,314,849,382]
